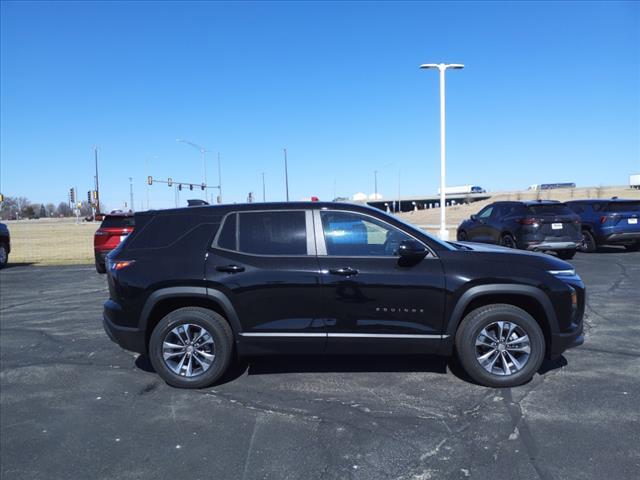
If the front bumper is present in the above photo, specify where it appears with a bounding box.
[549,328,584,357]
[103,300,146,354]
[524,241,578,251]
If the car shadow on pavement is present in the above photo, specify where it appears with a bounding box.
[134,353,569,387]
[1,262,35,269]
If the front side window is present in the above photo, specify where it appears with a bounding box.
[478,206,493,219]
[238,211,307,255]
[320,211,413,256]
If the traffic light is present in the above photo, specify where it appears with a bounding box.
[76,202,82,209]
[189,184,193,191]
[201,183,205,191]
[87,191,92,203]
[168,178,173,187]
[93,190,98,200]
[178,184,182,191]
[147,176,153,185]
[70,188,75,203]
[0,193,4,202]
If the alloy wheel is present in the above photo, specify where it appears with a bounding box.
[474,321,531,376]
[162,324,215,377]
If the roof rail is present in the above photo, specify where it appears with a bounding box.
[187,199,209,207]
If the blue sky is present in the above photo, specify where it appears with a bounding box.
[1,1,638,210]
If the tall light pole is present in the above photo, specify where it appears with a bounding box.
[93,146,101,215]
[262,172,266,202]
[420,62,464,240]
[374,170,378,199]
[176,139,207,200]
[129,177,134,212]
[217,152,223,204]
[283,148,289,202]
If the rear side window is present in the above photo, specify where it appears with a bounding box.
[216,213,237,250]
[604,201,640,213]
[128,214,212,249]
[238,211,307,255]
[526,204,573,215]
[100,215,135,228]
[567,204,584,214]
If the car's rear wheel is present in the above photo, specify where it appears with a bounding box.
[0,243,8,268]
[557,249,576,260]
[501,233,517,249]
[581,230,597,253]
[455,304,545,388]
[149,307,233,389]
[457,230,468,241]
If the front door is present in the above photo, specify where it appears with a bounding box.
[205,209,325,354]
[315,209,446,354]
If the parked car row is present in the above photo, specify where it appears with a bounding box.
[456,198,639,257]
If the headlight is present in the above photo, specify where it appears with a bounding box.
[548,269,576,277]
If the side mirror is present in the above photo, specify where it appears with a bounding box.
[470,214,477,221]
[398,239,428,259]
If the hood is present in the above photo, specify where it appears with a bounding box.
[448,241,574,271]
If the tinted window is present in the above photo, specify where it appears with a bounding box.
[567,204,584,214]
[321,211,413,256]
[217,213,237,250]
[604,201,640,213]
[526,204,573,215]
[101,215,135,228]
[238,211,307,255]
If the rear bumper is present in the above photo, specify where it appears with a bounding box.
[103,300,146,354]
[523,241,578,251]
[600,232,640,244]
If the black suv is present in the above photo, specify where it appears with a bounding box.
[103,202,584,388]
[0,222,10,268]
[457,200,581,259]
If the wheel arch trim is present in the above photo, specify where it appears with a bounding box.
[446,284,559,337]
[139,286,242,336]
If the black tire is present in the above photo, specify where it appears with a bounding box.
[624,241,640,252]
[581,230,597,253]
[455,304,545,388]
[501,233,517,249]
[557,249,576,260]
[457,230,468,241]
[95,261,106,274]
[149,307,234,389]
[0,243,8,268]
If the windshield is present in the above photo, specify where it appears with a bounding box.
[604,201,640,213]
[526,204,573,215]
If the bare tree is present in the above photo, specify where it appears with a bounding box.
[57,202,72,217]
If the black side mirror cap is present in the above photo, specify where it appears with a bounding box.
[398,239,428,259]
[470,214,477,221]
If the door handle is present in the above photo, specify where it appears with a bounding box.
[329,267,359,276]
[216,264,245,274]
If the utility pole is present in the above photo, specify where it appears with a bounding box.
[217,152,223,204]
[262,172,266,202]
[419,62,464,240]
[129,177,134,212]
[284,148,289,202]
[94,146,101,214]
[374,170,378,199]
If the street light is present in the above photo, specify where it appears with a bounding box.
[420,62,464,240]
[176,138,207,200]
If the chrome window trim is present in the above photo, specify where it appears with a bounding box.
[314,209,437,258]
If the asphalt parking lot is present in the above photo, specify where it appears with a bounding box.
[1,250,639,480]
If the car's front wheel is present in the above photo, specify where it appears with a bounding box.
[149,307,234,388]
[455,304,545,388]
[581,230,597,253]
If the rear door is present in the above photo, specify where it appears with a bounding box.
[315,209,446,354]
[205,209,325,354]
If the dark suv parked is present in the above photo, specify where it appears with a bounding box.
[103,202,585,389]
[0,222,10,268]
[457,200,581,259]
[566,199,640,252]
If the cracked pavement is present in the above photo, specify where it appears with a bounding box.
[1,251,639,480]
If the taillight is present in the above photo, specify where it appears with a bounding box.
[517,218,539,225]
[111,260,135,271]
[600,216,609,224]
